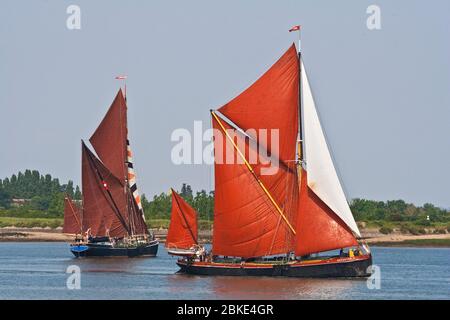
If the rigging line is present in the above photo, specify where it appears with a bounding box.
[121,93,132,237]
[211,110,296,235]
[171,188,197,245]
[66,195,82,233]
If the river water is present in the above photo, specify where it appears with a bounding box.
[0,242,448,299]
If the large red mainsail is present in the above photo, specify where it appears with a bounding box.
[210,45,300,258]
[166,189,198,249]
[295,170,358,256]
[211,44,360,258]
[90,89,128,182]
[63,196,82,234]
[212,116,298,258]
[81,142,130,238]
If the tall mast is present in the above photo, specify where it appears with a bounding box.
[289,25,303,166]
[297,26,304,165]
[115,75,133,236]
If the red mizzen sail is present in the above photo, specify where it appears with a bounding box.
[90,89,128,182]
[63,196,82,234]
[166,189,198,249]
[295,169,358,256]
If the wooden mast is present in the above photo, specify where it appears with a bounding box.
[297,26,304,170]
[211,110,296,235]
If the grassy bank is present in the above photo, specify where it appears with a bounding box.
[370,238,450,247]
[0,217,62,228]
[360,220,449,235]
[0,216,213,230]
[148,219,212,230]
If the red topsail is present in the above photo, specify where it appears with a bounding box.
[90,89,128,183]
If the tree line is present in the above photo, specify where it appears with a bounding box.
[0,170,81,217]
[350,198,449,226]
[142,183,214,221]
[0,170,449,227]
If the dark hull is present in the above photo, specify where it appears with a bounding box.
[177,254,372,278]
[71,240,159,258]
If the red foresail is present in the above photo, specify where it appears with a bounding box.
[81,142,130,238]
[90,89,128,182]
[211,116,298,258]
[166,189,198,249]
[295,169,358,256]
[63,196,82,234]
[218,44,299,164]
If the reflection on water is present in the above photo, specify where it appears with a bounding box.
[0,242,448,299]
[208,276,356,300]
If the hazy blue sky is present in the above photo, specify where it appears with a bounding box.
[1,1,449,207]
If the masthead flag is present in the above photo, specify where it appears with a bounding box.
[289,25,300,32]
[115,75,127,80]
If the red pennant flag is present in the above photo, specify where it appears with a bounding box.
[289,25,300,32]
[115,75,127,80]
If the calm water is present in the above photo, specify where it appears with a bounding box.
[0,242,448,299]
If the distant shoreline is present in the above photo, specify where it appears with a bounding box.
[1,227,449,248]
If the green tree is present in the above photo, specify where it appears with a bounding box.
[65,180,75,198]
[0,188,11,208]
[74,186,82,200]
[48,192,65,217]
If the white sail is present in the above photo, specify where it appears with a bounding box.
[301,59,360,237]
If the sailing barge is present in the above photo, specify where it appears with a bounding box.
[165,189,204,257]
[63,89,159,257]
[176,42,372,277]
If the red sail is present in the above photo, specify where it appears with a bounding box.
[295,169,358,256]
[211,45,299,258]
[63,196,82,234]
[81,142,130,238]
[90,89,128,182]
[211,116,298,258]
[218,44,299,164]
[166,189,198,249]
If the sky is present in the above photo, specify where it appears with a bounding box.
[0,0,449,208]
